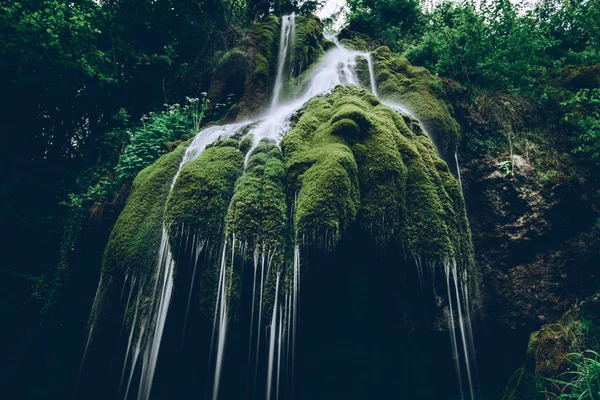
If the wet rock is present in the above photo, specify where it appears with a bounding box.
[462,152,599,330]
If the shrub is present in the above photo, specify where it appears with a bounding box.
[562,88,600,166]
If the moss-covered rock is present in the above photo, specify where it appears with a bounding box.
[502,295,600,399]
[209,15,281,119]
[102,144,187,277]
[371,46,461,156]
[337,28,381,52]
[282,91,361,247]
[292,14,330,76]
[282,85,471,263]
[100,41,474,330]
[209,14,335,119]
[226,139,288,257]
[164,141,245,245]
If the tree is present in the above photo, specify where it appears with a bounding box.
[346,0,424,52]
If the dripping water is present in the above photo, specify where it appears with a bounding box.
[118,122,250,400]
[444,260,477,400]
[211,238,232,400]
[455,152,464,194]
[181,237,206,346]
[266,273,280,400]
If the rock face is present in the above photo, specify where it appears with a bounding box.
[462,153,599,332]
[459,147,600,397]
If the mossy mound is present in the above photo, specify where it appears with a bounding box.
[282,85,470,262]
[164,140,245,247]
[292,14,331,76]
[502,295,600,399]
[102,144,187,277]
[100,82,473,326]
[371,46,461,156]
[226,139,288,260]
[282,91,361,247]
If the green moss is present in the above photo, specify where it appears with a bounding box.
[164,142,244,244]
[238,134,254,154]
[352,106,407,243]
[282,85,470,261]
[402,140,453,258]
[372,46,461,155]
[272,14,331,104]
[238,15,280,116]
[337,29,380,52]
[216,48,248,83]
[100,78,475,329]
[218,138,241,149]
[292,15,328,76]
[226,139,288,256]
[209,15,280,119]
[526,302,600,379]
[282,90,361,247]
[194,139,290,320]
[102,144,187,276]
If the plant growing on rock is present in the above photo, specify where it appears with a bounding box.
[548,350,600,400]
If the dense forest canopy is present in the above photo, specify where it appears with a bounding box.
[1,0,599,398]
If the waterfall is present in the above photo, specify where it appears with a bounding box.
[271,14,296,109]
[242,22,380,161]
[84,14,478,400]
[182,237,206,346]
[253,246,267,390]
[366,54,378,97]
[276,303,284,400]
[455,152,464,194]
[77,273,108,386]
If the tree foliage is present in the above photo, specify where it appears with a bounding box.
[403,0,557,92]
[346,0,423,52]
[563,88,600,163]
[346,0,600,168]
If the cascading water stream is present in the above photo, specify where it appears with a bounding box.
[455,152,464,194]
[266,274,281,400]
[271,14,296,109]
[211,237,233,400]
[181,237,206,346]
[77,274,108,387]
[242,24,380,164]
